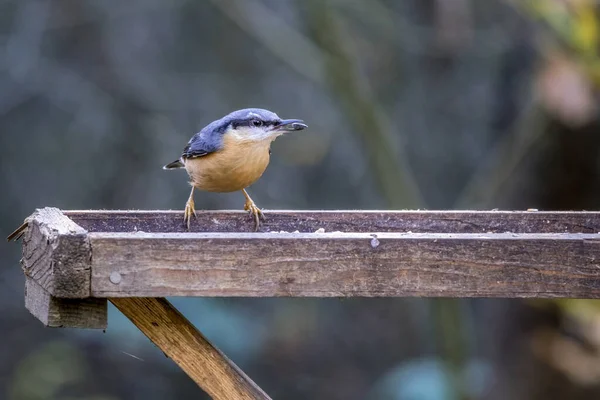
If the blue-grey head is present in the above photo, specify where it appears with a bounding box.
[210,108,307,142]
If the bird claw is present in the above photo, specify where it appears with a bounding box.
[183,198,197,231]
[244,199,265,231]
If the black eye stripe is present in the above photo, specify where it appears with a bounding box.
[229,119,278,129]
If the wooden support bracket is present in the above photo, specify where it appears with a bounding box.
[25,277,107,329]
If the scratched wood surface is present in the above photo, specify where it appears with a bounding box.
[90,232,600,298]
[110,297,271,400]
[65,210,600,234]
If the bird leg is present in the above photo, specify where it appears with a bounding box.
[183,186,197,230]
[242,189,264,231]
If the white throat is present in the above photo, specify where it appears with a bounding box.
[229,126,282,142]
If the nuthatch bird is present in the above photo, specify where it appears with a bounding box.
[164,108,307,231]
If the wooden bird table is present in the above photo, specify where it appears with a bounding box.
[8,207,600,399]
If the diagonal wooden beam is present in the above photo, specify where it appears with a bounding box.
[110,297,271,400]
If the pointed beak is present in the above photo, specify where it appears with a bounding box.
[274,119,307,132]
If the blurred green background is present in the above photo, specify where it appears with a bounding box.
[3,0,600,399]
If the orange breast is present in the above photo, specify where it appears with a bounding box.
[184,135,271,193]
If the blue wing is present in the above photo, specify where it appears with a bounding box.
[182,132,221,159]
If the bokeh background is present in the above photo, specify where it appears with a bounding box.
[3,0,600,399]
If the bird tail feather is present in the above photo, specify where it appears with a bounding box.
[163,159,184,170]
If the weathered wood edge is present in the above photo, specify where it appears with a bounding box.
[65,209,600,234]
[10,208,108,328]
[110,297,270,400]
[88,231,600,239]
[20,207,92,298]
[90,232,600,298]
[25,277,107,329]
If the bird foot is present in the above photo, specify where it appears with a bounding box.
[244,198,265,232]
[183,198,197,230]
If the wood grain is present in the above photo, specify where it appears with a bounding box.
[25,278,107,329]
[110,297,271,400]
[21,207,92,298]
[66,210,600,234]
[90,232,600,298]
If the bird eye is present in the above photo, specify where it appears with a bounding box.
[252,119,263,127]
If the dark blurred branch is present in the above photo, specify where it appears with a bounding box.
[304,0,422,208]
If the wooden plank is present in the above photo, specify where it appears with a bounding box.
[25,277,107,329]
[66,210,600,234]
[20,207,92,298]
[90,232,600,298]
[110,297,270,400]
